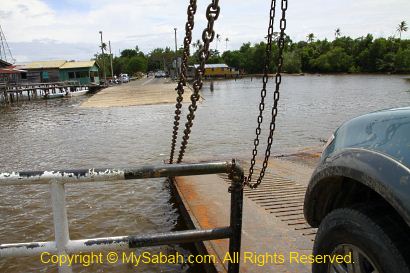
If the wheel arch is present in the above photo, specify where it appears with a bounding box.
[304,148,410,228]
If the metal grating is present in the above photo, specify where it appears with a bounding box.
[219,168,317,240]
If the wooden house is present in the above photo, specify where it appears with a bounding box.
[59,61,100,85]
[0,66,27,84]
[21,60,66,83]
[189,64,239,78]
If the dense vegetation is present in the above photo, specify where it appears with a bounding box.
[95,34,410,77]
[217,35,410,74]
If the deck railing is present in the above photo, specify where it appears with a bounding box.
[0,161,244,273]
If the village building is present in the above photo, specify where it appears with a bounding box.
[188,64,239,78]
[18,60,100,84]
[59,61,100,85]
[0,59,27,84]
[21,60,66,83]
[0,66,27,84]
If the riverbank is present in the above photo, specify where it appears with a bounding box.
[81,77,192,108]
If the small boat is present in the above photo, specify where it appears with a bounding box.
[43,93,66,99]
[65,89,88,97]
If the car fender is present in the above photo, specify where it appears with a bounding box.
[304,148,410,227]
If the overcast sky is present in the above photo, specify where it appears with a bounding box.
[1,0,409,63]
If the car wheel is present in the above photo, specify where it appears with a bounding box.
[313,207,410,273]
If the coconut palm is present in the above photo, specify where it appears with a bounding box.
[100,42,107,53]
[216,34,221,50]
[335,28,341,38]
[194,39,202,49]
[273,32,280,42]
[307,33,315,43]
[192,39,201,53]
[397,21,408,39]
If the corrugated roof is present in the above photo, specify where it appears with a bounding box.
[21,60,67,69]
[194,64,230,69]
[0,59,12,67]
[0,66,27,74]
[60,60,97,69]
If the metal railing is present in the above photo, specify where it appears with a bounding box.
[0,160,244,273]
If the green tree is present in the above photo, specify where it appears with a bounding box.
[125,56,148,75]
[283,51,302,73]
[112,33,410,76]
[207,49,223,64]
[395,49,410,72]
[310,47,353,72]
[222,50,245,70]
[94,53,111,77]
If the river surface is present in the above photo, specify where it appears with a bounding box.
[0,75,409,272]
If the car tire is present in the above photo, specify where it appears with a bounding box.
[313,207,410,273]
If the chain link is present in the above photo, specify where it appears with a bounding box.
[169,0,198,164]
[177,0,220,163]
[245,0,288,189]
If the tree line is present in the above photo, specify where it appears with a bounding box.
[220,33,410,74]
[95,23,410,76]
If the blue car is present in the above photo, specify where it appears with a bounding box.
[304,107,410,273]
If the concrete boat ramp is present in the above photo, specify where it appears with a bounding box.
[81,77,193,108]
[173,153,319,273]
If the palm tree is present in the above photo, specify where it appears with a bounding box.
[216,34,221,50]
[225,37,229,50]
[195,39,203,51]
[273,32,280,42]
[307,33,315,43]
[100,42,107,53]
[335,28,341,39]
[397,21,408,39]
[194,39,201,49]
[192,39,201,54]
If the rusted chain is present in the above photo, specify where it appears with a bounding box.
[169,0,198,164]
[245,0,288,189]
[177,0,221,163]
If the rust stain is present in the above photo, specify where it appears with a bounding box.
[175,177,217,228]
[175,176,198,201]
[175,176,230,271]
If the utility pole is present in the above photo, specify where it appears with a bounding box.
[174,28,179,79]
[109,40,114,78]
[99,31,107,84]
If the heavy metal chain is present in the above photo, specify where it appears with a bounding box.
[169,0,197,164]
[245,0,288,189]
[176,0,221,163]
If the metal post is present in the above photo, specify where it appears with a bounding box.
[109,41,114,78]
[50,181,72,273]
[99,31,106,85]
[174,27,179,79]
[228,161,244,273]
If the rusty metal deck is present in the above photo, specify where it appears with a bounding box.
[173,158,318,273]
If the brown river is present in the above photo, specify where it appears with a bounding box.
[0,75,409,272]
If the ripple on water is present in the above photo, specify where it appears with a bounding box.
[0,75,409,272]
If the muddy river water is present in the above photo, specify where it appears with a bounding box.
[0,75,409,272]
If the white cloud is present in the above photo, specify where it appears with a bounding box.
[1,0,409,62]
